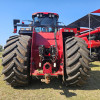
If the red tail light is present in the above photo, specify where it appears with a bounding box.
[13,28,17,33]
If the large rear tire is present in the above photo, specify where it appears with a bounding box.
[2,35,31,87]
[98,49,100,61]
[64,37,91,86]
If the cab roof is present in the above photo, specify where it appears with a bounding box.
[32,12,59,17]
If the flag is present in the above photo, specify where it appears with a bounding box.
[91,9,100,13]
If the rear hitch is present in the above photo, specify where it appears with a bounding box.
[41,74,50,84]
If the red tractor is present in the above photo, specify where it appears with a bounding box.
[61,27,100,61]
[2,12,91,87]
[77,28,100,61]
[64,9,100,61]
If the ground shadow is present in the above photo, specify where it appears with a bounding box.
[15,70,100,98]
[67,71,100,91]
[15,78,77,98]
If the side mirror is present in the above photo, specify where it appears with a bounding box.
[13,19,20,33]
[13,19,20,25]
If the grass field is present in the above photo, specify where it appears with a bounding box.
[0,52,2,58]
[0,54,100,100]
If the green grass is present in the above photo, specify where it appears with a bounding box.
[0,59,100,100]
[0,52,2,58]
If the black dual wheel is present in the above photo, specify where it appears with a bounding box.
[2,35,91,87]
[64,37,91,86]
[2,35,31,87]
[98,50,100,61]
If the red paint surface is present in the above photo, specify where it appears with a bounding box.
[30,29,64,76]
[43,62,52,74]
[32,12,59,17]
[91,9,100,13]
[61,27,100,49]
[78,28,100,37]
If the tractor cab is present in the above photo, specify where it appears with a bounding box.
[32,12,59,32]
